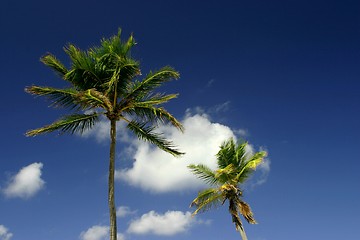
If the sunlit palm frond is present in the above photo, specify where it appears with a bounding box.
[26,112,100,136]
[188,164,218,186]
[215,163,238,184]
[124,101,184,131]
[25,86,80,109]
[102,59,140,95]
[76,89,113,112]
[124,67,179,100]
[40,54,68,77]
[236,151,266,182]
[125,119,184,156]
[191,188,224,215]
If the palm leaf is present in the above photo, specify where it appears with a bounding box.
[190,188,224,215]
[76,88,113,112]
[40,54,68,77]
[236,151,266,182]
[124,102,184,132]
[125,119,184,156]
[25,86,80,109]
[216,139,237,169]
[124,67,179,100]
[26,112,100,136]
[188,164,218,186]
[238,200,257,224]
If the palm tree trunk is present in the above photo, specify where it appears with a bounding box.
[109,119,117,240]
[239,226,248,240]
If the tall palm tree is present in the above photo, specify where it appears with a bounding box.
[188,138,266,240]
[25,29,184,240]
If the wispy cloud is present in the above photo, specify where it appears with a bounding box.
[116,206,136,218]
[2,163,45,199]
[210,101,231,113]
[0,225,13,240]
[127,210,200,236]
[206,79,215,88]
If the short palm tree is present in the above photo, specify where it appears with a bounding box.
[25,29,184,240]
[188,138,266,240]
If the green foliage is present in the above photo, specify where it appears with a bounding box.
[26,113,99,136]
[26,28,183,156]
[188,138,267,240]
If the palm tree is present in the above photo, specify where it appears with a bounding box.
[25,29,184,240]
[188,138,266,240]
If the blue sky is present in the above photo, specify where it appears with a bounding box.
[1,0,360,239]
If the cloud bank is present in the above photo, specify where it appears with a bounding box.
[2,163,45,199]
[0,225,13,240]
[127,210,196,236]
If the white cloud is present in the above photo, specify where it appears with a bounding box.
[117,233,125,240]
[117,206,136,218]
[253,156,271,187]
[210,101,231,113]
[116,111,236,193]
[81,108,270,192]
[127,210,196,236]
[80,225,124,240]
[80,226,109,240]
[0,225,13,240]
[3,163,45,199]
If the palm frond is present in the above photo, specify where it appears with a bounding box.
[76,89,113,112]
[190,188,224,215]
[25,86,80,109]
[26,112,100,136]
[215,164,238,184]
[102,60,140,95]
[124,99,184,132]
[236,151,266,182]
[238,200,257,224]
[124,67,179,100]
[217,138,237,169]
[63,44,103,90]
[234,142,248,166]
[40,54,68,77]
[229,199,246,235]
[188,164,218,186]
[125,119,184,156]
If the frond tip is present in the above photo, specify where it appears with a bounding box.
[26,112,100,136]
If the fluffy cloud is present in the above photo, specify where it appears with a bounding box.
[80,226,124,240]
[117,206,136,218]
[127,211,195,236]
[0,225,13,240]
[80,226,109,240]
[2,163,45,199]
[81,107,270,193]
[116,111,236,192]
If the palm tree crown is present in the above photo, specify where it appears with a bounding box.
[26,29,184,240]
[188,138,266,240]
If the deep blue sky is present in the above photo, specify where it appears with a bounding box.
[1,0,359,239]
